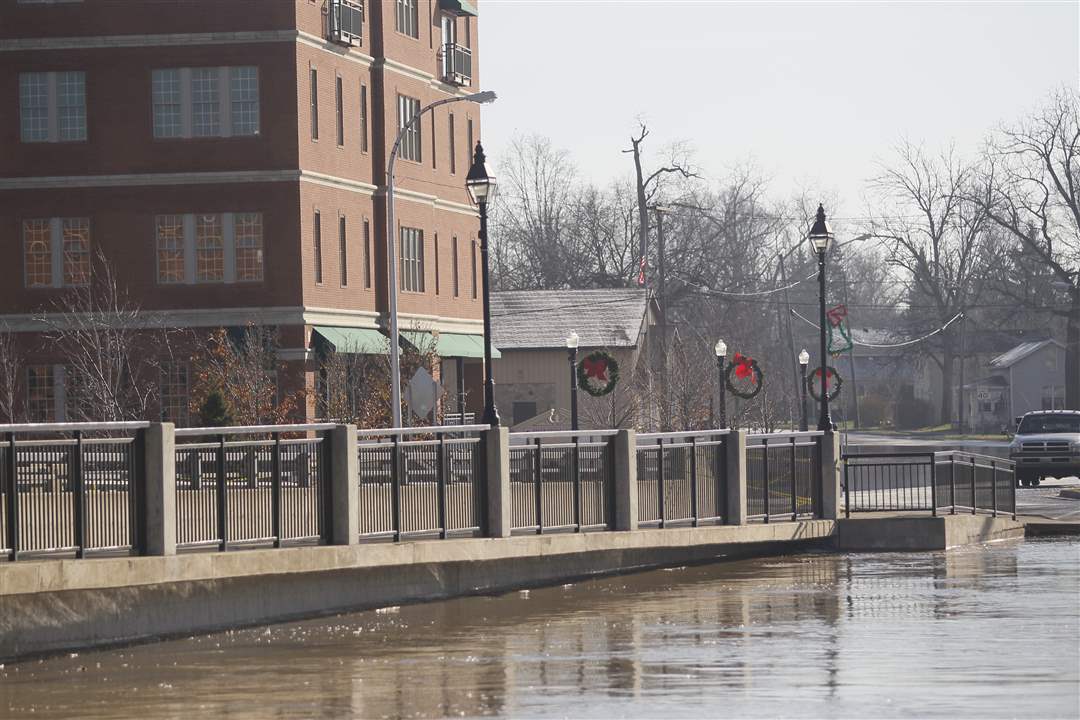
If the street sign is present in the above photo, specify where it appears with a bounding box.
[405,366,442,419]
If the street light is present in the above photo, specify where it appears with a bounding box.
[798,348,810,432]
[566,330,580,431]
[386,90,496,428]
[809,204,835,431]
[466,141,500,427]
[715,338,727,429]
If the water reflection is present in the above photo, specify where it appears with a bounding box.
[1,539,1076,719]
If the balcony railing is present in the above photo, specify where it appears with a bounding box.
[329,0,363,46]
[441,42,473,87]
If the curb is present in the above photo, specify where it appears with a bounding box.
[1058,488,1080,500]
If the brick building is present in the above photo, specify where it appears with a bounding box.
[0,0,490,424]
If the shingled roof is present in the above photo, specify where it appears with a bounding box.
[491,289,652,350]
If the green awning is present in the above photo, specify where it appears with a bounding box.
[313,326,388,354]
[401,330,500,359]
[439,0,478,16]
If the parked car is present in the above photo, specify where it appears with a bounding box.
[1009,410,1080,487]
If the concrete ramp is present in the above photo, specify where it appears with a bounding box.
[837,514,1025,552]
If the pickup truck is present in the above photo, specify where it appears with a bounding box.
[1009,410,1080,487]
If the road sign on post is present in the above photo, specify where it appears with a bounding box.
[406,366,442,420]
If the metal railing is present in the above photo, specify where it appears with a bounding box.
[174,424,333,551]
[635,431,728,528]
[0,422,149,561]
[842,450,1016,519]
[356,425,487,541]
[509,430,617,534]
[746,432,823,523]
[441,42,473,86]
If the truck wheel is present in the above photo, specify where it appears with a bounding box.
[1032,477,1041,487]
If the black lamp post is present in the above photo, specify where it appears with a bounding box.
[809,204,835,431]
[466,142,500,427]
[566,330,579,431]
[798,348,809,432]
[714,338,727,429]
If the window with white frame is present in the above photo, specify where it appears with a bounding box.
[26,365,55,423]
[1042,385,1066,410]
[396,0,418,37]
[330,0,363,45]
[160,361,190,426]
[23,217,90,288]
[20,71,86,142]
[400,226,424,292]
[398,94,421,162]
[151,67,259,139]
[155,213,264,284]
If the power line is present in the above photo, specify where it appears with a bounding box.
[790,309,965,348]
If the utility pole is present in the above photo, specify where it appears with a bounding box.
[841,268,860,430]
[655,207,670,431]
[958,312,967,432]
[778,254,800,418]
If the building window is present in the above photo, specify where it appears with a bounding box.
[400,226,424,292]
[156,213,262,284]
[360,83,369,152]
[329,0,363,45]
[61,218,91,286]
[335,75,344,146]
[160,361,190,426]
[26,365,55,423]
[1042,385,1066,410]
[363,218,371,288]
[310,69,319,140]
[448,112,456,174]
[314,210,323,284]
[23,217,91,288]
[471,239,477,299]
[434,233,440,295]
[396,0,418,38]
[234,212,264,282]
[339,215,348,287]
[466,117,473,160]
[20,71,86,143]
[152,67,259,139]
[398,94,421,162]
[452,235,459,296]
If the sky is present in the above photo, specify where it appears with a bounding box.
[477,0,1079,218]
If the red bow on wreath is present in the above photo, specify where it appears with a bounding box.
[583,356,609,381]
[814,368,835,380]
[732,353,755,379]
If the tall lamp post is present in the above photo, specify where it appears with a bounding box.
[809,204,835,431]
[386,90,496,428]
[466,141,500,427]
[714,338,727,429]
[798,348,810,432]
[566,330,579,431]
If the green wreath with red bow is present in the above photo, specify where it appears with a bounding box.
[726,352,764,399]
[576,350,620,397]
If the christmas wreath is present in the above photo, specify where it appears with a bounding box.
[725,352,764,399]
[576,350,620,397]
[808,365,842,401]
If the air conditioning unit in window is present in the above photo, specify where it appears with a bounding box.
[329,0,363,46]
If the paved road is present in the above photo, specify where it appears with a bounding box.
[844,432,1009,449]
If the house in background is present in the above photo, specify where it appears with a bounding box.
[963,339,1066,431]
[489,289,656,430]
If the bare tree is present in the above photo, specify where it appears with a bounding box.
[868,141,993,425]
[0,322,24,423]
[976,89,1080,407]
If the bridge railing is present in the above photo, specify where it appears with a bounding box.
[355,425,488,541]
[174,424,334,551]
[842,450,1016,519]
[635,430,729,528]
[746,432,824,523]
[508,430,617,534]
[0,422,149,561]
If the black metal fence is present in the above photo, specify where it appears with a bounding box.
[508,431,616,534]
[843,451,1016,519]
[635,431,727,528]
[357,425,487,541]
[1,422,148,561]
[746,432,823,523]
[174,424,333,551]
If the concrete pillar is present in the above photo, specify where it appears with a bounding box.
[484,426,511,538]
[724,429,747,525]
[819,430,843,519]
[329,424,359,545]
[143,422,176,556]
[613,429,638,531]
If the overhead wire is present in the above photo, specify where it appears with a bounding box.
[789,309,966,348]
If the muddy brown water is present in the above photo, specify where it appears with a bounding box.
[2,538,1077,719]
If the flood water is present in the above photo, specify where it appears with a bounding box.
[2,538,1078,719]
